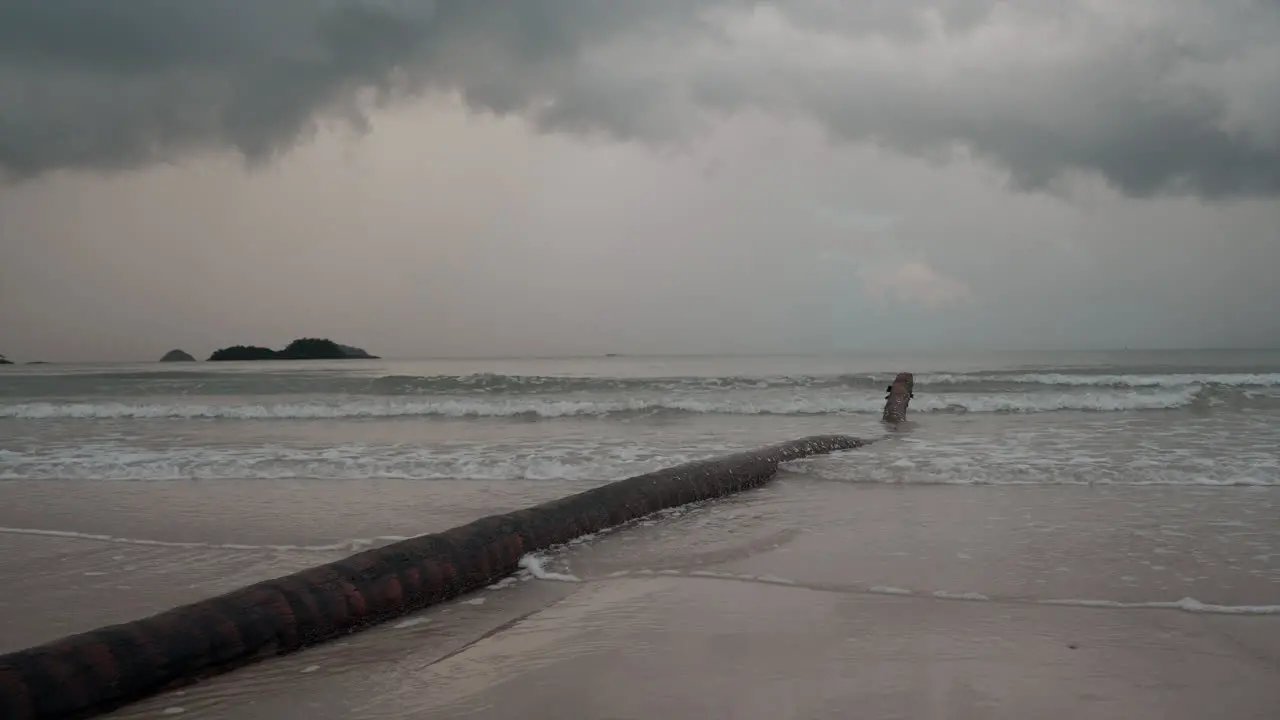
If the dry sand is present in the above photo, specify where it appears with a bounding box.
[1,477,1277,719]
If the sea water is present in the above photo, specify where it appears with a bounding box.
[2,349,1277,488]
[3,350,1280,718]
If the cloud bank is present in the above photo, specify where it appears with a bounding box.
[2,0,1278,198]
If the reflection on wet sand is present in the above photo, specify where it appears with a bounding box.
[1,478,1277,719]
[0,438,865,719]
[361,576,1280,720]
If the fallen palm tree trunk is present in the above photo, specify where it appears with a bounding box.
[0,434,871,720]
[882,372,915,424]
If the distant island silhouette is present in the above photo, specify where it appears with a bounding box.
[207,338,379,362]
[159,349,196,362]
[0,354,11,365]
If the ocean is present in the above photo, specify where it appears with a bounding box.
[3,349,1279,487]
[2,349,1279,718]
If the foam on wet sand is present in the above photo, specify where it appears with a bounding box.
[1,475,1277,719]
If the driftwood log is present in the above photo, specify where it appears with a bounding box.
[0,434,881,719]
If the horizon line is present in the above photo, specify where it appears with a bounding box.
[5,346,1280,366]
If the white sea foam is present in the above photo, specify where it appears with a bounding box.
[518,554,582,583]
[783,458,1280,487]
[624,569,1280,615]
[781,418,1280,487]
[1041,597,1280,615]
[0,385,1217,420]
[932,590,991,601]
[0,440,723,482]
[3,423,1276,486]
[921,372,1280,388]
[6,368,1278,399]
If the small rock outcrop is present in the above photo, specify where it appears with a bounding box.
[159,349,196,362]
[207,338,379,362]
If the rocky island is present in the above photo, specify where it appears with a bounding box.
[159,349,196,362]
[0,354,11,365]
[207,338,379,362]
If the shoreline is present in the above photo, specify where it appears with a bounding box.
[1,474,1277,718]
[3,478,1276,627]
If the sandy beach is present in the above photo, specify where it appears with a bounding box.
[5,0,1280,711]
[3,475,1277,719]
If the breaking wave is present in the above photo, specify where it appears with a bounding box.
[921,371,1280,388]
[4,369,1280,399]
[374,371,1280,392]
[1,385,1258,420]
[3,430,1275,485]
[0,440,733,482]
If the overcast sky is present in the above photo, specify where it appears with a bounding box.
[1,0,1278,362]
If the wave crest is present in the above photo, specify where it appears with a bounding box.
[1,385,1266,420]
[5,369,1280,400]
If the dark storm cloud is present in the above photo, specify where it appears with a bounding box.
[1,0,1277,198]
[0,0,439,175]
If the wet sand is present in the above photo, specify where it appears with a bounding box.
[2,477,1278,719]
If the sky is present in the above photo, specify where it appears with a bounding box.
[1,0,1278,362]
